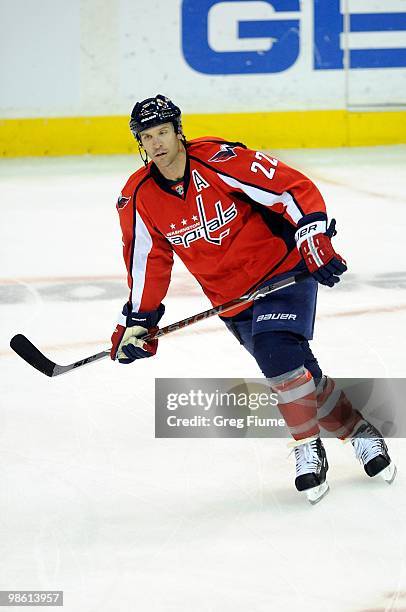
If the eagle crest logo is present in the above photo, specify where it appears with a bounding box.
[117,194,130,210]
[208,144,237,163]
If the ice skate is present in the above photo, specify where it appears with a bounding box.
[294,436,329,504]
[351,422,397,484]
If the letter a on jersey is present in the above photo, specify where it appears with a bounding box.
[192,169,210,192]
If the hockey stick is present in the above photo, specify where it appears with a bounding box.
[9,271,309,377]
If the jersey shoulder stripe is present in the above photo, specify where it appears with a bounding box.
[188,154,306,219]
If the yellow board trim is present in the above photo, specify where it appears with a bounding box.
[0,109,405,157]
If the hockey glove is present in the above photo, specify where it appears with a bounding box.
[295,214,347,287]
[110,303,165,364]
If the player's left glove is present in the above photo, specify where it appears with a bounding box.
[295,213,347,287]
[110,303,165,364]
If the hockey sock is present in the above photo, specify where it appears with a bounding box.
[270,366,320,441]
[316,376,362,439]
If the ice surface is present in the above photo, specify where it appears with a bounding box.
[1,146,406,611]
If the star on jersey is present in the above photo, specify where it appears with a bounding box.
[181,219,187,225]
[170,223,176,229]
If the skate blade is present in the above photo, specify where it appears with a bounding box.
[380,462,397,484]
[305,481,329,505]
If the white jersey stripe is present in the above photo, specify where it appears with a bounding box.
[117,312,127,326]
[130,209,153,312]
[217,173,303,224]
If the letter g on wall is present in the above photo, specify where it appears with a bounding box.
[181,0,301,74]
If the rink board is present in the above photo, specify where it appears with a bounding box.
[1,109,406,157]
[1,2,406,156]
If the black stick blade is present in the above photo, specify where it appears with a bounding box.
[10,334,56,377]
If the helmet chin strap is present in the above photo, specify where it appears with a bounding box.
[137,141,149,166]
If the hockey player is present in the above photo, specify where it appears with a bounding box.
[110,95,396,503]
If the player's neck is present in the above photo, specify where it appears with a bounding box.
[158,144,186,182]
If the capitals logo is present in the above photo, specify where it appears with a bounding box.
[166,194,237,248]
[208,144,238,163]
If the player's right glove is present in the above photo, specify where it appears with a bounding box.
[295,213,347,287]
[110,303,165,364]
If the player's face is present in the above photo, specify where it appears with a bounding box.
[139,123,183,169]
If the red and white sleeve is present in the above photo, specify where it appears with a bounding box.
[117,195,173,317]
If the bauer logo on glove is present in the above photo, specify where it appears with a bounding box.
[295,213,347,287]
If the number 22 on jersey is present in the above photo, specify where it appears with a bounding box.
[250,151,278,180]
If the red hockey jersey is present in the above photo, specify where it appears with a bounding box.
[116,138,326,318]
